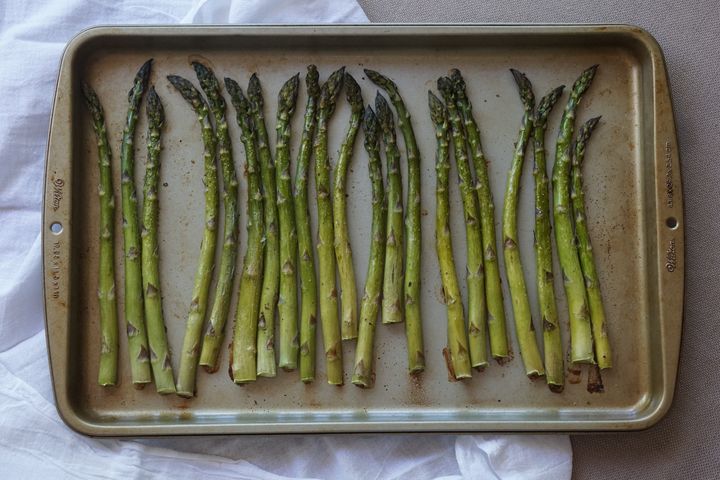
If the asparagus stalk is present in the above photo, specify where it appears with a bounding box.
[120,60,153,387]
[81,83,119,387]
[295,66,320,383]
[429,91,471,380]
[533,85,566,392]
[449,69,509,362]
[140,87,175,394]
[225,78,264,384]
[276,74,301,370]
[352,106,387,388]
[572,116,612,369]
[437,76,487,369]
[314,67,345,385]
[502,70,545,378]
[375,93,404,326]
[225,77,264,384]
[333,73,363,340]
[248,74,280,378]
[167,74,218,397]
[192,62,240,373]
[552,65,598,365]
[365,69,424,373]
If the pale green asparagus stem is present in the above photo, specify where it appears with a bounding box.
[333,73,363,340]
[429,91,471,380]
[141,87,175,394]
[352,106,386,388]
[375,92,404,326]
[81,83,119,387]
[225,77,264,384]
[194,62,239,373]
[295,66,320,383]
[503,69,545,378]
[249,74,280,378]
[365,69,424,373]
[122,60,152,387]
[552,65,598,365]
[449,69,509,362]
[276,74,301,370]
[533,85,565,392]
[437,76,486,369]
[314,67,345,385]
[167,74,218,397]
[572,116,613,370]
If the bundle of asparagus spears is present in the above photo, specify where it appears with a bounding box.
[81,58,611,397]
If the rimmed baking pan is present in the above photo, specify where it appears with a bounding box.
[43,25,683,435]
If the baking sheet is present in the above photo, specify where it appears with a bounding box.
[42,25,684,435]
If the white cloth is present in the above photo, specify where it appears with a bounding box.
[0,0,572,478]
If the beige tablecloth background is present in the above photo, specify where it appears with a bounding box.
[355,0,718,478]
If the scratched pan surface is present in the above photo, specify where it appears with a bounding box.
[42,25,683,435]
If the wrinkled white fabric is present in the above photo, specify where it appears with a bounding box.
[0,0,571,478]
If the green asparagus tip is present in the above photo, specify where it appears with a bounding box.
[436,76,455,101]
[128,59,152,101]
[374,91,393,130]
[167,74,202,105]
[575,116,602,158]
[224,77,253,130]
[319,66,345,116]
[278,73,301,114]
[510,69,535,111]
[536,85,565,124]
[306,65,320,97]
[364,68,398,93]
[247,73,263,107]
[191,62,223,107]
[572,65,599,97]
[80,82,102,118]
[344,73,363,113]
[449,68,469,102]
[428,90,446,124]
[362,105,379,146]
[146,86,164,126]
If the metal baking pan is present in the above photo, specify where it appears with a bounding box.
[42,25,683,435]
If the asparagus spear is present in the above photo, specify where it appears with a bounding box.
[121,60,152,388]
[81,83,119,387]
[314,67,345,385]
[429,91,471,380]
[276,73,301,370]
[352,106,386,388]
[572,116,612,370]
[449,69,509,362]
[552,65,598,365]
[167,74,218,397]
[502,70,545,378]
[249,74,280,378]
[225,77,264,384]
[193,62,240,373]
[375,92,404,326]
[140,87,175,394]
[295,66,320,383]
[533,85,566,391]
[365,69,424,373]
[437,76,487,369]
[333,73,363,340]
